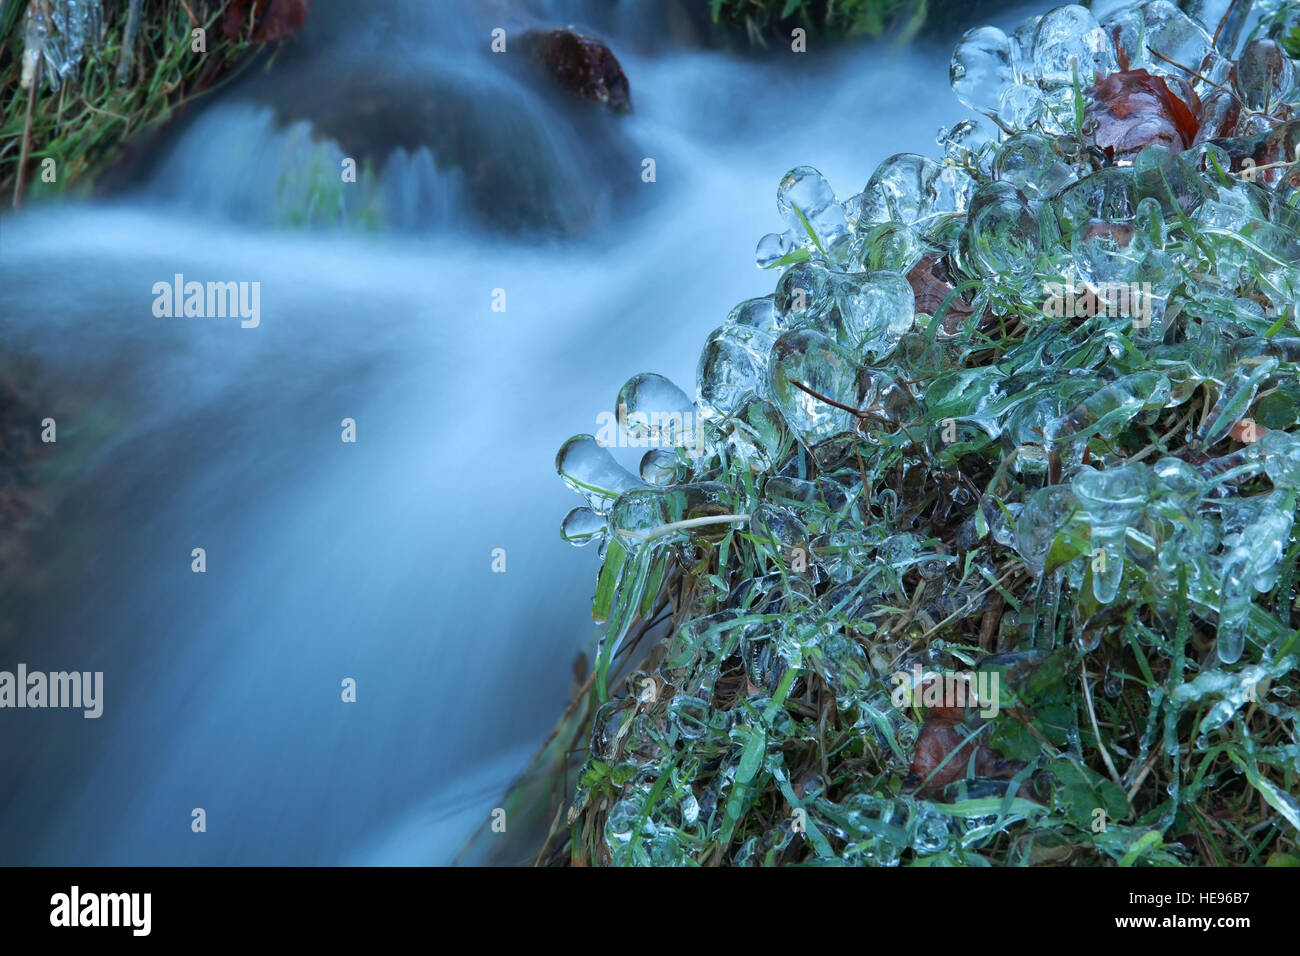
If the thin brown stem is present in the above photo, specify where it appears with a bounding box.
[789,378,864,417]
[14,56,41,210]
[1212,0,1237,47]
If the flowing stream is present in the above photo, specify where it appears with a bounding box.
[0,0,1005,863]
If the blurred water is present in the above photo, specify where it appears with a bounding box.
[0,0,980,863]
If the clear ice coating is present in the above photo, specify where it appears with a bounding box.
[1263,431,1300,491]
[962,181,1039,280]
[609,482,740,547]
[1014,485,1079,569]
[552,0,1300,864]
[777,166,849,249]
[722,396,790,470]
[1072,463,1158,603]
[1215,491,1295,664]
[1172,660,1291,734]
[993,132,1077,198]
[616,372,700,451]
[1031,5,1117,94]
[1196,357,1279,450]
[1105,1,1229,86]
[854,153,973,229]
[1045,371,1171,449]
[1237,38,1295,113]
[755,230,798,269]
[23,0,104,91]
[556,434,645,515]
[697,323,777,418]
[768,330,861,445]
[950,25,1016,116]
[833,270,916,356]
[639,448,681,486]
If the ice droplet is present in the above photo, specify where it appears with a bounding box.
[639,449,681,486]
[616,372,701,451]
[950,25,1016,116]
[556,434,645,514]
[561,506,607,546]
[777,166,848,249]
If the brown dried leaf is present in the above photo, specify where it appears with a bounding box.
[1086,68,1201,157]
[910,722,978,792]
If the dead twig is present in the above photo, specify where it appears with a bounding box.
[13,55,40,209]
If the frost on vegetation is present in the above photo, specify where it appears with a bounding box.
[546,0,1300,867]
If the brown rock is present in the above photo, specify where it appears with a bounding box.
[1085,68,1201,158]
[222,0,311,44]
[522,29,631,113]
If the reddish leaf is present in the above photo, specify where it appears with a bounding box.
[1229,418,1267,443]
[914,676,972,724]
[909,688,1028,797]
[1193,89,1242,144]
[1086,68,1201,157]
[910,722,977,792]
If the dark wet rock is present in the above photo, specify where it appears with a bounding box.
[520,28,631,113]
[221,0,312,44]
[0,376,51,631]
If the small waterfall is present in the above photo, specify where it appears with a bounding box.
[0,0,985,863]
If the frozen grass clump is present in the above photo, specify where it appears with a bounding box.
[540,1,1300,866]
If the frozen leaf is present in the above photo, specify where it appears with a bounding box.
[1085,68,1200,157]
